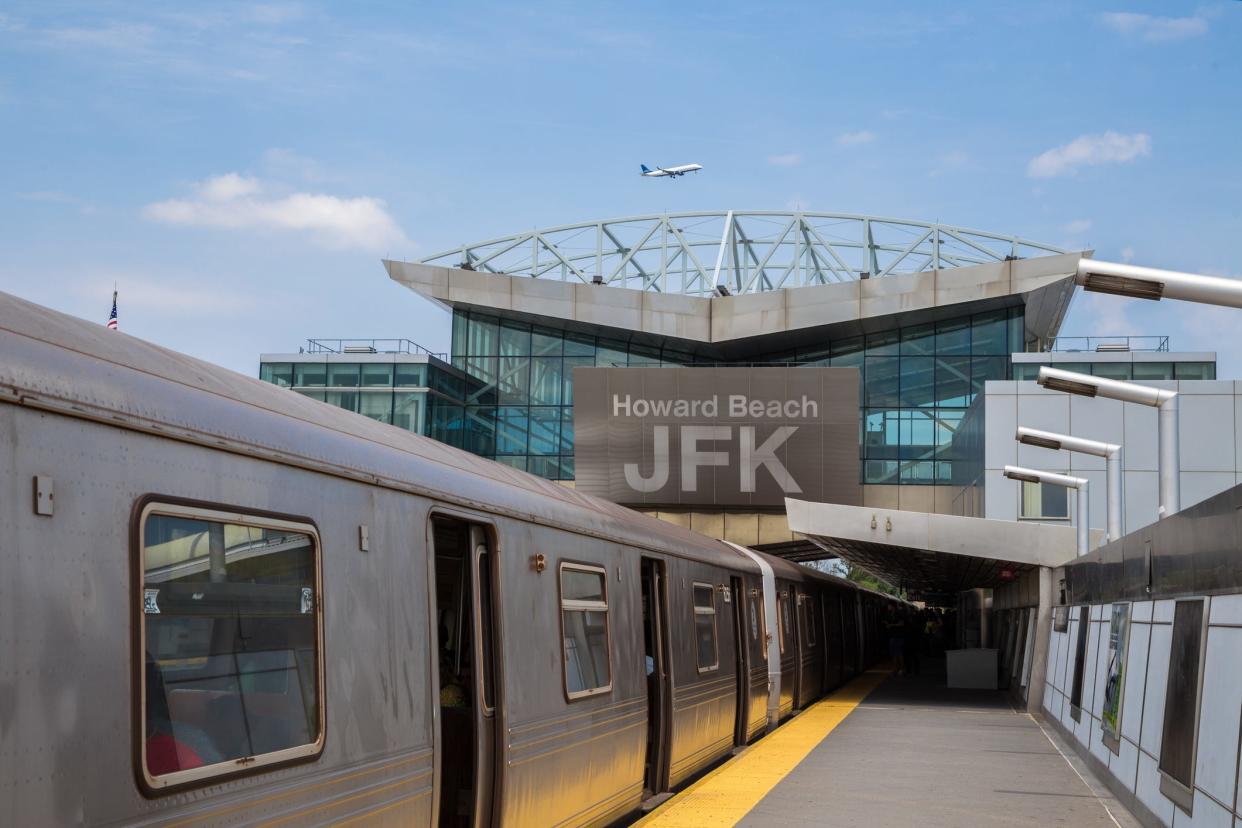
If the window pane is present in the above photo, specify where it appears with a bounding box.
[562,568,604,602]
[293,389,324,402]
[530,358,562,405]
[294,363,326,387]
[971,311,1008,355]
[1160,600,1205,788]
[1175,362,1214,380]
[495,407,528,455]
[563,333,595,358]
[694,584,714,610]
[464,406,496,455]
[324,391,358,413]
[528,407,560,455]
[596,341,628,367]
[393,392,425,431]
[467,315,499,356]
[532,328,563,357]
[326,363,359,387]
[360,364,394,388]
[899,357,936,407]
[260,363,293,387]
[142,513,319,780]
[900,324,936,356]
[1091,362,1131,381]
[497,356,530,405]
[395,363,426,387]
[359,391,394,424]
[560,408,575,455]
[563,610,610,694]
[865,331,898,356]
[864,357,900,406]
[1132,362,1174,381]
[936,319,971,355]
[429,402,464,447]
[452,311,468,357]
[695,614,717,669]
[1008,309,1027,354]
[499,322,530,357]
[1022,481,1069,519]
[1013,363,1041,382]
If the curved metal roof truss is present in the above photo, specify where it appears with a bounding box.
[421,211,1066,297]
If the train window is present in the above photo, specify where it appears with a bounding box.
[693,583,718,672]
[560,563,612,699]
[1159,599,1208,810]
[802,595,817,648]
[138,504,323,791]
[775,593,784,655]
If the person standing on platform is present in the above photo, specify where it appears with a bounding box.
[884,608,906,675]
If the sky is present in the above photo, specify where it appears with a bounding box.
[2,1,1240,375]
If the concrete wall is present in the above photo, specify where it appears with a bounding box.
[983,380,1242,535]
[1043,596,1242,827]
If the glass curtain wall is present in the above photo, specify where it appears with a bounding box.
[450,306,1023,483]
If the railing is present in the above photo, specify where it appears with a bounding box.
[1048,336,1169,353]
[306,338,447,359]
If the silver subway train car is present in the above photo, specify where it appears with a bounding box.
[0,292,898,827]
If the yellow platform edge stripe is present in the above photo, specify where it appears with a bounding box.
[635,667,889,828]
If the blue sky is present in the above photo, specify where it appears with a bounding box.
[2,1,1240,374]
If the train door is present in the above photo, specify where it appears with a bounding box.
[730,577,750,746]
[640,558,672,797]
[431,517,499,828]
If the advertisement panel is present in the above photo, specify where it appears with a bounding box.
[573,366,860,507]
[1101,602,1130,751]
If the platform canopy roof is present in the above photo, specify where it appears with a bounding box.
[784,498,1100,598]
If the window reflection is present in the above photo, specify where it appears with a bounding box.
[142,510,320,784]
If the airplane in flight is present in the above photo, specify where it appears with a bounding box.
[640,163,703,179]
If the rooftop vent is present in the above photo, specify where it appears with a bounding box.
[343,345,378,354]
[1095,342,1131,352]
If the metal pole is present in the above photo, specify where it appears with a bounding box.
[1076,482,1089,557]
[1026,566,1053,716]
[1106,448,1123,541]
[1159,394,1181,517]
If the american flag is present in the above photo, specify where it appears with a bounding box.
[106,289,118,330]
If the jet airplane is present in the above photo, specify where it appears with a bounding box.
[640,163,703,179]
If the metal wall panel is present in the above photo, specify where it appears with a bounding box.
[1063,483,1242,604]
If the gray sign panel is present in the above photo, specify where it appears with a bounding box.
[574,366,860,507]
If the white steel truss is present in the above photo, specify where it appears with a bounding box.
[419,211,1066,296]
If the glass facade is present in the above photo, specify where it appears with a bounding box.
[260,358,468,435]
[448,306,1026,484]
[1012,361,1215,382]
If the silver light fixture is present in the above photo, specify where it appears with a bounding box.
[1076,259,1242,308]
[1017,427,1123,542]
[1004,465,1090,556]
[1037,366,1179,518]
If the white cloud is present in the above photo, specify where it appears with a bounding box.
[1027,131,1151,178]
[1100,12,1208,42]
[143,173,409,252]
[836,130,875,147]
[1062,219,1092,235]
[767,153,802,167]
[1120,247,1136,263]
[928,150,972,178]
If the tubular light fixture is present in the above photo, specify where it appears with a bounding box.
[1004,465,1090,556]
[1076,259,1242,308]
[1037,366,1179,517]
[1016,427,1123,542]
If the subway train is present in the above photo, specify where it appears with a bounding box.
[0,291,900,827]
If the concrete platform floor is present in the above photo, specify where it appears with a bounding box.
[739,661,1139,827]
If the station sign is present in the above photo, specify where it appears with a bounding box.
[573,366,860,507]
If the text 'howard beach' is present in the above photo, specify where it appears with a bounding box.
[611,394,819,419]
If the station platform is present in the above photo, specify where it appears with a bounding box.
[636,660,1139,828]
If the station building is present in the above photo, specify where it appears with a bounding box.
[257,211,1241,566]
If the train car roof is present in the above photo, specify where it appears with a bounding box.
[0,291,760,573]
